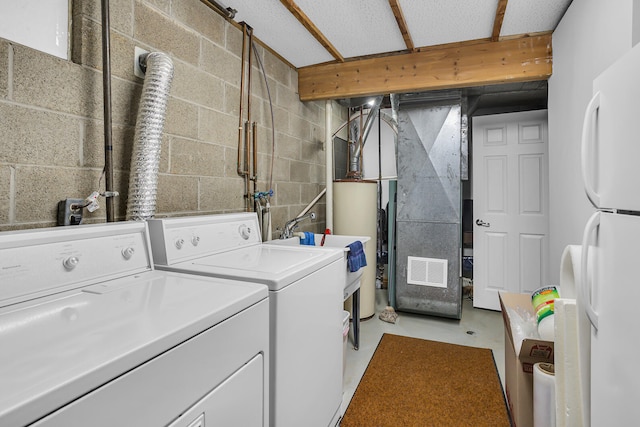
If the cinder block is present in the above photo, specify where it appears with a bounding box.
[14,166,101,223]
[0,165,11,224]
[73,0,134,36]
[111,78,141,127]
[165,97,199,139]
[172,0,225,46]
[0,103,81,167]
[170,137,224,177]
[0,40,8,99]
[275,182,301,205]
[199,176,245,212]
[289,115,312,141]
[200,39,241,86]
[72,17,138,81]
[224,83,241,116]
[280,133,303,161]
[264,49,291,86]
[156,173,198,213]
[276,83,299,110]
[82,119,136,172]
[134,2,200,66]
[12,44,102,119]
[301,138,324,164]
[225,22,243,56]
[290,160,312,183]
[172,60,224,110]
[199,107,237,147]
[143,0,171,15]
[273,106,290,136]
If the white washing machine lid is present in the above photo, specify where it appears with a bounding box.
[160,244,343,291]
[0,270,267,427]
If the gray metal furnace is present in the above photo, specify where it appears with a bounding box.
[395,95,463,319]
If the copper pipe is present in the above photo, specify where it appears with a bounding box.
[252,121,258,182]
[245,26,254,211]
[244,122,250,211]
[246,27,253,134]
[237,23,248,176]
[252,121,258,212]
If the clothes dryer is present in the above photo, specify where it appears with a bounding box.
[0,222,269,427]
[148,213,345,427]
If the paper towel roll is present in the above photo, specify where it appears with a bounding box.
[538,314,555,341]
[560,245,581,299]
[534,362,556,427]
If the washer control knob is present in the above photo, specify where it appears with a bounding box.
[191,236,200,246]
[175,238,185,250]
[238,225,251,240]
[121,247,135,260]
[63,256,79,271]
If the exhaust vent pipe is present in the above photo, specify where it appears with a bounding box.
[348,96,383,178]
[126,52,174,221]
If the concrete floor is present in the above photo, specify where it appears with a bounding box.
[341,288,506,413]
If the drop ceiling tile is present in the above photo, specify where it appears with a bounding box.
[295,0,406,58]
[500,0,572,36]
[227,0,335,68]
[401,0,498,47]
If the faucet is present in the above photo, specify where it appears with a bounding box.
[281,212,316,239]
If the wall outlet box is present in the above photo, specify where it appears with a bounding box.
[57,198,84,226]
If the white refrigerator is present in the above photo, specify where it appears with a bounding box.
[579,41,640,426]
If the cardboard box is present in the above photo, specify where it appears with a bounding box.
[499,292,554,427]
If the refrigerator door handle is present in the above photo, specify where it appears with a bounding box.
[581,91,601,209]
[581,211,600,330]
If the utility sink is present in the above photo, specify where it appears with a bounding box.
[268,234,370,301]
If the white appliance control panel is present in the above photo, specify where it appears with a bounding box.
[148,213,262,265]
[0,222,152,307]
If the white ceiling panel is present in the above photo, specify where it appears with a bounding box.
[500,0,573,36]
[401,0,499,47]
[227,0,334,67]
[216,0,572,69]
[295,0,406,58]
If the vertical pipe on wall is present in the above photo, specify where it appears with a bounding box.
[252,121,258,203]
[237,24,250,211]
[101,0,115,222]
[325,100,333,231]
[245,27,253,211]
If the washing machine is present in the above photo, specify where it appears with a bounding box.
[0,222,269,427]
[147,213,346,427]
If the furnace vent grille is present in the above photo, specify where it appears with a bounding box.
[407,256,448,288]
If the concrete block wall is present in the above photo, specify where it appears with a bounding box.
[0,0,346,234]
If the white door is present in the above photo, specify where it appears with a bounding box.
[472,110,550,310]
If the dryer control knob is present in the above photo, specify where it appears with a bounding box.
[175,238,185,250]
[63,256,79,271]
[121,247,135,260]
[191,236,200,246]
[238,225,251,240]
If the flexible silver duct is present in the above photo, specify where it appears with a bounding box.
[126,52,174,221]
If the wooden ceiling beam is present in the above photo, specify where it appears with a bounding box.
[492,0,509,41]
[279,0,344,62]
[297,33,553,102]
[388,0,415,51]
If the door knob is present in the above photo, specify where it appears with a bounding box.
[476,219,490,227]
